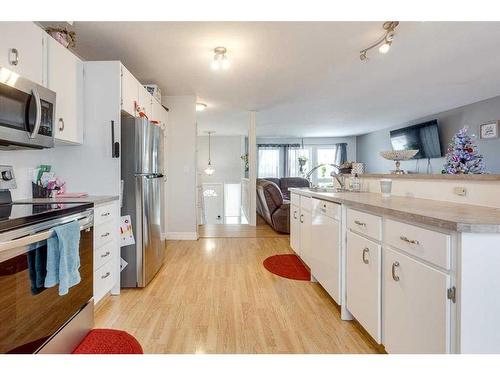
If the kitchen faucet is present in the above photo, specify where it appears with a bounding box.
[305,164,345,189]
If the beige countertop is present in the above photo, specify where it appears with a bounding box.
[15,195,119,206]
[346,173,500,181]
[289,188,500,233]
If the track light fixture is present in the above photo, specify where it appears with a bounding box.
[360,21,399,61]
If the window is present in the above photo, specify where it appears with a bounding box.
[315,147,338,185]
[258,148,280,178]
[287,147,312,177]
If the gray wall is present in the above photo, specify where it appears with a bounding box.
[197,135,243,184]
[356,95,500,174]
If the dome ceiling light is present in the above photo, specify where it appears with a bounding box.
[359,21,399,62]
[211,47,230,70]
[196,102,207,112]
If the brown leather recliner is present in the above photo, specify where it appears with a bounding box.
[256,179,290,233]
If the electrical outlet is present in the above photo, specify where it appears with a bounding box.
[454,186,467,196]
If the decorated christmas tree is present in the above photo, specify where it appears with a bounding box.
[442,127,486,174]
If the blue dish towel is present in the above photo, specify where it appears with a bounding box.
[44,220,81,296]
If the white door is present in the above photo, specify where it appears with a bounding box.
[0,22,45,84]
[383,247,451,353]
[290,204,301,255]
[202,183,224,224]
[311,212,340,303]
[346,230,381,343]
[299,209,312,267]
[47,37,83,144]
[121,65,139,116]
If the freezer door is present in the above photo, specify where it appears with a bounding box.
[135,118,160,174]
[139,175,164,286]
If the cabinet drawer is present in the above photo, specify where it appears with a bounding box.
[384,219,451,270]
[95,222,115,248]
[346,231,381,343]
[312,198,340,220]
[94,239,117,270]
[95,203,115,225]
[290,193,300,207]
[347,208,381,241]
[300,195,312,212]
[94,260,116,304]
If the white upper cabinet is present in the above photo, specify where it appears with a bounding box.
[0,22,46,85]
[151,97,164,124]
[47,37,83,144]
[138,85,152,119]
[121,65,139,117]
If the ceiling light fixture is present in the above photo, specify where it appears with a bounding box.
[360,21,399,61]
[196,102,207,112]
[204,131,216,175]
[211,47,229,70]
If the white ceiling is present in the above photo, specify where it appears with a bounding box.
[67,21,500,137]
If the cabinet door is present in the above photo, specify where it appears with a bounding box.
[311,212,340,303]
[0,22,45,84]
[121,65,139,116]
[151,98,164,123]
[47,37,83,144]
[299,209,312,267]
[346,230,381,343]
[290,205,301,255]
[383,247,451,353]
[138,86,153,118]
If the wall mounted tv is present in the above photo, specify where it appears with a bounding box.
[390,120,442,159]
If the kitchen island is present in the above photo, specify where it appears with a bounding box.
[289,187,500,354]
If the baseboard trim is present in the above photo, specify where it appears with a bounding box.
[166,231,199,240]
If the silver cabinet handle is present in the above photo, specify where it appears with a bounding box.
[58,118,65,131]
[392,261,400,281]
[9,48,19,66]
[300,214,304,224]
[354,220,366,227]
[362,247,369,264]
[101,271,111,279]
[101,232,110,238]
[101,212,110,217]
[293,210,297,220]
[400,236,419,245]
[100,251,111,258]
[29,88,42,139]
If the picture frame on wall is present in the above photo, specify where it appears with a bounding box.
[480,121,499,139]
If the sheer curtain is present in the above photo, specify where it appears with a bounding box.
[258,147,280,178]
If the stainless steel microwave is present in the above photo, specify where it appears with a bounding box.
[0,66,56,149]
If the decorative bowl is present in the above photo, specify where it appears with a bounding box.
[379,149,419,161]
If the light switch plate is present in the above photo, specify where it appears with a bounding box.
[454,186,467,196]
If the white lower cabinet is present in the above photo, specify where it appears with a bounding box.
[311,199,341,303]
[383,246,451,353]
[299,208,312,267]
[346,230,381,343]
[93,201,119,304]
[290,203,301,255]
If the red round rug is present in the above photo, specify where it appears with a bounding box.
[263,254,311,281]
[72,329,143,354]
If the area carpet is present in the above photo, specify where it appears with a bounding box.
[263,254,310,281]
[72,328,143,354]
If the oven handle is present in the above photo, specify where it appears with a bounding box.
[28,87,42,139]
[0,214,93,253]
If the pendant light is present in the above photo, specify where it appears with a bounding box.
[204,131,215,175]
[211,47,230,70]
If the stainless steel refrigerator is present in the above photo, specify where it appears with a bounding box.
[121,116,165,287]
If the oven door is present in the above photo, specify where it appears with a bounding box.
[0,66,55,149]
[0,211,93,354]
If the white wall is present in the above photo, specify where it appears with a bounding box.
[164,95,198,239]
[197,135,243,184]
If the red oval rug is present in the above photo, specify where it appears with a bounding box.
[72,329,143,354]
[263,254,311,281]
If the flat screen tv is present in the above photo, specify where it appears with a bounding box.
[390,120,442,159]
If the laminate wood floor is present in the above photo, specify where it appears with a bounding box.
[95,236,379,354]
[198,215,288,238]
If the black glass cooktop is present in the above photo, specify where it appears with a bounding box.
[0,202,93,233]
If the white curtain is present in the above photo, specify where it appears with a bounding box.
[258,148,280,178]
